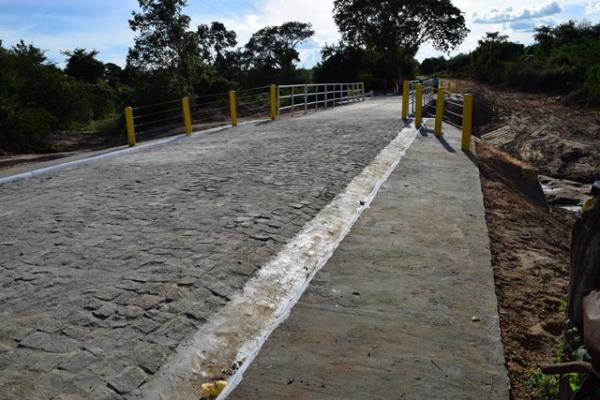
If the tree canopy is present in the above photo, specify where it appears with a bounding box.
[333,0,468,57]
[244,22,314,70]
[197,21,237,66]
[128,0,194,69]
[64,48,105,83]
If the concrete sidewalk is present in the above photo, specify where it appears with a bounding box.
[230,123,510,399]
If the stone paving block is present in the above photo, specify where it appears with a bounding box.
[0,100,401,398]
[19,331,80,354]
[107,366,147,395]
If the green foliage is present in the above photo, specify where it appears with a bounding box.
[471,32,525,83]
[128,0,200,96]
[333,0,468,55]
[526,369,559,400]
[443,22,600,104]
[420,57,447,75]
[446,53,470,74]
[243,22,314,70]
[2,0,474,154]
[0,40,124,153]
[584,64,600,104]
[314,42,417,92]
[64,48,105,83]
[525,343,588,399]
[333,0,468,79]
[559,298,568,314]
[197,21,237,66]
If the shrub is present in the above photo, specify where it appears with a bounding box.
[584,64,600,104]
[0,106,56,153]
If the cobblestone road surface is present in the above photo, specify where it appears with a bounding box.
[0,100,400,399]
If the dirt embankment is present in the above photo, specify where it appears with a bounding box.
[445,79,598,210]
[477,141,575,399]
[467,80,596,399]
[463,81,600,187]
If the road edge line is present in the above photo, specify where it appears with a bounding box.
[140,125,418,400]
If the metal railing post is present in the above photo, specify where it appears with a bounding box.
[401,80,409,119]
[291,86,295,113]
[415,84,423,128]
[182,96,192,135]
[332,85,336,107]
[277,86,281,115]
[315,85,319,110]
[304,84,308,114]
[434,87,444,136]
[462,94,473,151]
[270,84,277,121]
[362,82,365,101]
[228,90,238,127]
[124,106,136,147]
[324,84,328,109]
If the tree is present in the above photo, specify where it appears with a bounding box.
[63,48,105,83]
[103,63,124,87]
[244,22,314,70]
[197,21,237,66]
[471,32,525,83]
[420,56,447,75]
[12,40,47,65]
[128,0,200,95]
[333,0,468,77]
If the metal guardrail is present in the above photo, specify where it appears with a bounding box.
[277,83,365,115]
[401,79,473,151]
[124,82,366,147]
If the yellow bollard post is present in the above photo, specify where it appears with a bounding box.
[434,87,445,136]
[124,106,136,147]
[228,90,238,127]
[415,83,423,128]
[401,80,409,119]
[462,94,473,151]
[182,96,192,135]
[269,84,277,120]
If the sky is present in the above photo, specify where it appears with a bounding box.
[1,0,600,68]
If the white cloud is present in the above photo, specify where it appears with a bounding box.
[190,0,339,66]
[585,1,600,14]
[473,1,561,23]
[0,0,581,67]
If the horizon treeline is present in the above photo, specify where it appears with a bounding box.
[420,21,600,105]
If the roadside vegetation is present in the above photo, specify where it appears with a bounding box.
[420,21,600,105]
[1,0,467,155]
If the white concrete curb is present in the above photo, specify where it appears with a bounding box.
[140,124,418,400]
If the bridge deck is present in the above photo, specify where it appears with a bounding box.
[0,99,508,399]
[230,122,509,399]
[1,99,399,399]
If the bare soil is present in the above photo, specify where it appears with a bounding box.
[478,141,575,399]
[463,80,600,184]
[462,80,600,398]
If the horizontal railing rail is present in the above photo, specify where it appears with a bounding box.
[277,82,365,115]
[124,82,366,147]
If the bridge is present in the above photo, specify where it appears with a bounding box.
[0,89,508,399]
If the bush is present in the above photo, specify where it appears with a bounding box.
[506,62,578,91]
[584,64,600,104]
[420,57,447,75]
[0,106,56,153]
[446,53,470,75]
